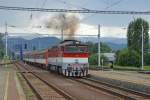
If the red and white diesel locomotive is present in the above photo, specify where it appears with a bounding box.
[24,40,89,77]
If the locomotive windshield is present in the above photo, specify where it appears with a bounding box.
[64,46,88,53]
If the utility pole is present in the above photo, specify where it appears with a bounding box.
[5,22,8,58]
[36,33,41,50]
[98,24,101,67]
[61,28,63,41]
[141,22,144,70]
[38,38,40,50]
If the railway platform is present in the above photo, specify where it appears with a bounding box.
[0,64,26,100]
[89,70,150,94]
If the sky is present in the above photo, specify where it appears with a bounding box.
[0,0,150,38]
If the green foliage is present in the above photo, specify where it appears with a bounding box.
[0,49,4,59]
[0,33,4,48]
[87,42,112,65]
[89,53,97,65]
[0,33,4,59]
[116,18,150,67]
[144,66,150,70]
[127,18,149,53]
[86,42,112,54]
[89,53,109,65]
[116,49,141,67]
[144,53,150,65]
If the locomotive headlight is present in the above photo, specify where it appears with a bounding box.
[76,41,80,44]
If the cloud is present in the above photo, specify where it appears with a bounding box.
[5,25,127,38]
[23,13,128,38]
[77,23,127,38]
[3,13,149,38]
[2,23,128,38]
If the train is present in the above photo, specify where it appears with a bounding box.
[24,40,89,77]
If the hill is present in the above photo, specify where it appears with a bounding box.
[5,36,127,53]
[6,37,61,52]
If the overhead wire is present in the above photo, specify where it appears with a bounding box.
[0,6,150,14]
[29,0,48,31]
[30,0,47,20]
[105,0,124,10]
[55,0,90,10]
[80,0,125,22]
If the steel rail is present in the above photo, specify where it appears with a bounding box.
[72,77,150,100]
[83,77,150,98]
[70,78,136,100]
[15,62,75,100]
[0,6,150,15]
[21,73,43,100]
[15,63,43,100]
[15,62,150,100]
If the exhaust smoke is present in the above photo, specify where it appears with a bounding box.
[45,13,80,39]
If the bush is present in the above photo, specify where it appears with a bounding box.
[89,54,97,65]
[144,53,150,65]
[116,49,141,67]
[0,49,4,59]
[89,53,108,65]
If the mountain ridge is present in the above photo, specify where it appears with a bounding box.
[5,36,127,52]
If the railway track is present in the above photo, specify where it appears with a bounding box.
[15,62,122,100]
[15,62,150,100]
[72,77,150,100]
[15,62,74,100]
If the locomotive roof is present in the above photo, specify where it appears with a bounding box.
[60,39,79,43]
[59,39,87,46]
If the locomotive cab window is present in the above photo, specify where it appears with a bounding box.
[64,46,88,53]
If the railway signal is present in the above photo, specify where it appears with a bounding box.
[24,43,27,49]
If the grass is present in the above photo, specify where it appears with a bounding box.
[1,57,12,64]
[89,65,110,70]
[26,91,34,97]
[89,65,150,71]
[144,66,150,70]
[17,73,35,98]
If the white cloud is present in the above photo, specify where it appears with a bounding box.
[77,23,127,38]
[2,23,128,38]
[4,13,148,38]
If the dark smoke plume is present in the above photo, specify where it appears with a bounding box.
[45,13,80,39]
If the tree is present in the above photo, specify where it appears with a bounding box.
[127,18,149,53]
[144,53,150,65]
[0,33,4,48]
[89,53,108,65]
[86,42,112,54]
[87,42,112,65]
[116,49,141,67]
[0,49,4,59]
[0,33,4,59]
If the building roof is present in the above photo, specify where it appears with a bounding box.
[102,53,115,62]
